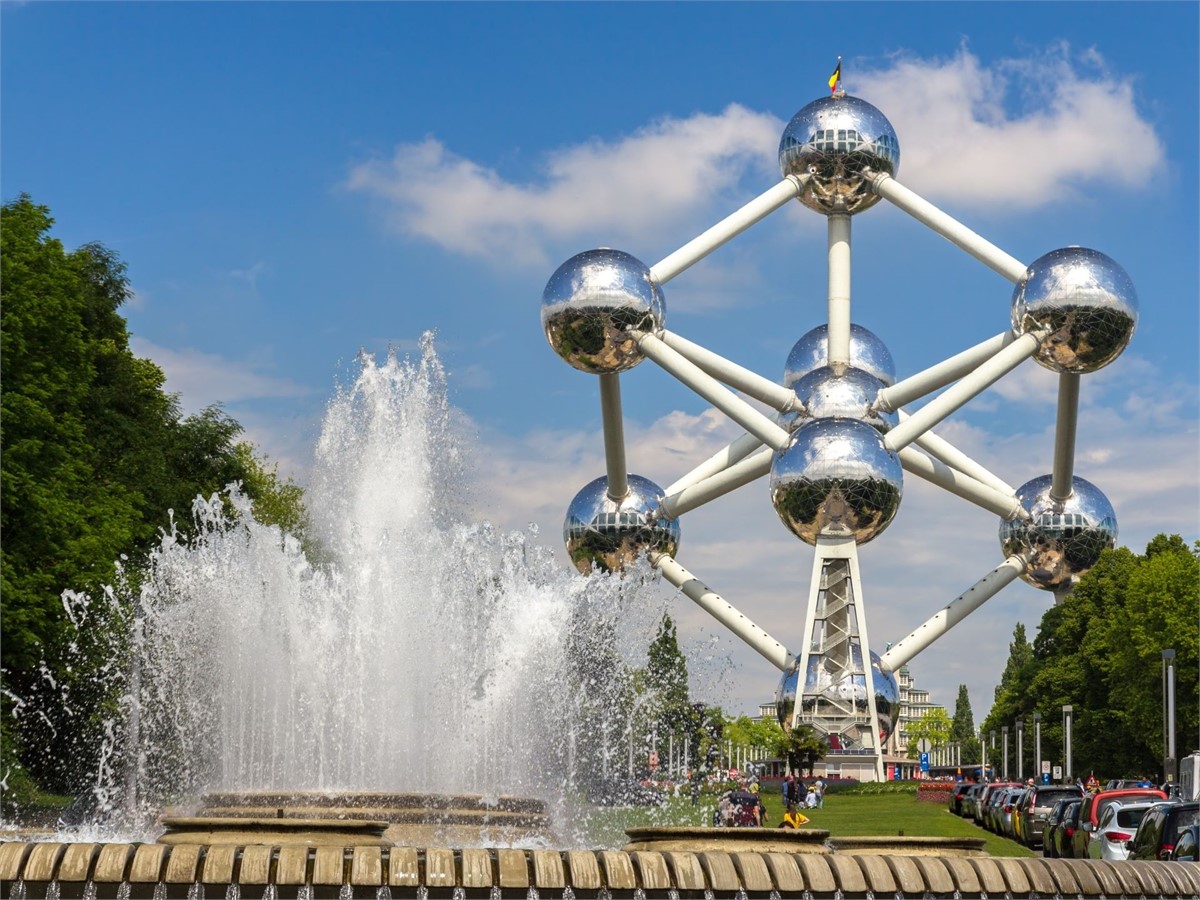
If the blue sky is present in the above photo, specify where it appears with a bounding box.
[4,2,1198,725]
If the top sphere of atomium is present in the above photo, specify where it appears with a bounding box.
[563,474,680,575]
[1012,247,1138,374]
[770,417,903,546]
[783,323,896,389]
[999,474,1117,592]
[779,94,900,215]
[542,249,665,374]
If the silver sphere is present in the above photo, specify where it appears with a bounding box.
[784,365,897,434]
[542,249,665,374]
[783,323,896,389]
[563,474,680,575]
[775,649,899,745]
[779,94,900,215]
[999,474,1117,591]
[770,418,903,546]
[1012,247,1138,374]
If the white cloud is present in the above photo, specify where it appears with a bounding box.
[852,44,1164,208]
[346,46,1161,269]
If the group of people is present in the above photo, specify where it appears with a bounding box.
[713,773,826,829]
[783,773,825,809]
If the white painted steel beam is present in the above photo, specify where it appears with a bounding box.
[876,329,1018,413]
[659,330,799,412]
[652,552,793,671]
[664,432,765,496]
[878,554,1028,673]
[660,447,773,519]
[883,331,1042,452]
[901,412,1016,496]
[897,446,1026,520]
[598,374,629,501]
[869,172,1028,282]
[827,214,852,366]
[1051,373,1081,501]
[649,175,806,286]
[636,332,791,451]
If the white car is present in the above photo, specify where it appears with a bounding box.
[1087,799,1160,860]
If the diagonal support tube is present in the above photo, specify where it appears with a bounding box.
[659,330,799,413]
[665,432,765,496]
[884,331,1042,452]
[878,554,1028,673]
[1051,373,1081,502]
[902,412,1016,496]
[897,446,1026,520]
[652,552,793,671]
[660,447,773,519]
[636,332,791,451]
[869,172,1028,282]
[598,374,629,501]
[876,330,1018,413]
[649,176,805,285]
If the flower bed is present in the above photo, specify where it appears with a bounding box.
[916,780,956,803]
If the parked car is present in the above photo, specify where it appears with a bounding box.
[1042,797,1075,857]
[1126,800,1200,861]
[1170,823,1199,861]
[1018,783,1084,848]
[973,781,1019,826]
[1001,787,1028,839]
[951,782,974,816]
[1087,799,1160,860]
[963,783,985,817]
[1072,788,1168,859]
[1052,798,1084,859]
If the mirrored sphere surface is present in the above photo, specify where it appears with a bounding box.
[783,323,896,389]
[770,418,903,546]
[999,474,1117,591]
[775,649,899,744]
[542,249,665,374]
[784,365,897,434]
[1012,247,1138,373]
[564,474,680,574]
[779,94,900,215]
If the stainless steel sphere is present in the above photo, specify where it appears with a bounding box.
[1011,247,1138,374]
[783,365,897,434]
[783,324,896,389]
[779,94,900,215]
[563,474,680,574]
[775,649,899,744]
[770,418,903,545]
[999,474,1118,591]
[542,249,665,374]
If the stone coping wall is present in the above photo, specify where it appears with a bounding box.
[2,842,1200,898]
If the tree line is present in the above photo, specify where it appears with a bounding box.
[1,195,308,807]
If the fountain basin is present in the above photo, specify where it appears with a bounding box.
[623,825,830,854]
[157,816,391,847]
[827,834,987,857]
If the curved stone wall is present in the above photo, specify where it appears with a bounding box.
[2,842,1199,898]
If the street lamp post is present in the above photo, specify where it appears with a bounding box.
[1163,648,1177,785]
[1033,713,1042,783]
[980,728,987,779]
[1063,705,1073,783]
[1002,726,1010,780]
[1016,719,1024,781]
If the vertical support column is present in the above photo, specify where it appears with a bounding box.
[791,530,885,781]
[598,374,629,501]
[1063,705,1073,783]
[827,214,852,366]
[1051,373,1080,502]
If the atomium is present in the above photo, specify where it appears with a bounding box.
[1012,247,1138,374]
[542,75,1136,776]
[542,248,665,374]
[999,474,1118,592]
[563,474,679,575]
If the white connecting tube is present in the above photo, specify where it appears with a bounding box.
[827,214,852,365]
[660,447,773,520]
[901,412,1016,496]
[659,330,799,413]
[598,374,629,501]
[1051,373,1081,502]
[665,432,766,496]
[876,330,1018,413]
[897,447,1026,521]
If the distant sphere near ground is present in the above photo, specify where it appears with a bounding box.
[770,418,903,546]
[563,474,680,574]
[1012,247,1138,374]
[778,94,900,215]
[775,649,899,744]
[542,249,665,374]
[783,323,896,389]
[999,474,1117,591]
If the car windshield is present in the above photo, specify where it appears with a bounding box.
[1034,788,1079,807]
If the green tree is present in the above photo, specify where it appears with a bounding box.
[766,724,827,776]
[907,708,953,757]
[950,684,981,762]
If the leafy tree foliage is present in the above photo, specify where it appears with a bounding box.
[982,536,1198,781]
[1,196,310,798]
[906,708,953,756]
[950,684,981,762]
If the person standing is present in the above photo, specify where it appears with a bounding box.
[814,775,826,808]
[782,774,801,807]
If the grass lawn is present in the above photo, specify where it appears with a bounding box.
[583,789,1034,858]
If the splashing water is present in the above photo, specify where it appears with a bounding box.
[30,336,671,836]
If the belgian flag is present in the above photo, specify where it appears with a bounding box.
[828,59,842,95]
